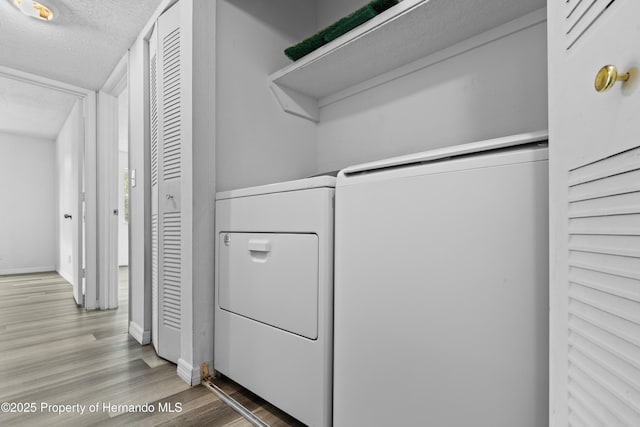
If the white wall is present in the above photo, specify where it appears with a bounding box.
[317,0,361,29]
[128,36,152,344]
[216,1,548,175]
[0,132,56,275]
[215,0,317,192]
[56,100,82,286]
[316,21,549,171]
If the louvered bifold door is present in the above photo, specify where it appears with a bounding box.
[549,1,640,426]
[149,26,160,354]
[154,2,182,364]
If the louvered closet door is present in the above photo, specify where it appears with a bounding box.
[548,1,640,426]
[149,26,160,354]
[152,2,182,364]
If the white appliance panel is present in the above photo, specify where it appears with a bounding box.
[218,232,319,340]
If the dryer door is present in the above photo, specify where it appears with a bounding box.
[218,232,319,340]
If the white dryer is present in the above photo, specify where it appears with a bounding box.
[214,176,335,427]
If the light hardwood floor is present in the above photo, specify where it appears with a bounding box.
[0,270,299,426]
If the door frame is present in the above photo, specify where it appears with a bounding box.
[99,54,129,310]
[0,65,98,308]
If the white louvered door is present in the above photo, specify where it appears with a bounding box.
[150,25,160,354]
[150,2,182,364]
[548,1,640,426]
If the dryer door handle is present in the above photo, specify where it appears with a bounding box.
[248,239,271,253]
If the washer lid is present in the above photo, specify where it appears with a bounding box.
[216,175,336,200]
[340,130,548,177]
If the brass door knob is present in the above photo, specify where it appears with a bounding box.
[595,65,630,92]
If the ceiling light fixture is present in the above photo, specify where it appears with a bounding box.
[12,0,54,21]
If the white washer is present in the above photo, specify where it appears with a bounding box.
[214,176,335,427]
[333,132,549,426]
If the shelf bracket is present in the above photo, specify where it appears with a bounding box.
[269,82,319,123]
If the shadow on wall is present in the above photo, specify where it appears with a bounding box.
[225,0,318,40]
[316,22,549,171]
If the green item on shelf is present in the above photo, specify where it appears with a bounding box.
[322,5,377,43]
[284,32,326,62]
[284,0,399,62]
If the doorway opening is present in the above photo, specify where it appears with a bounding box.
[0,66,97,307]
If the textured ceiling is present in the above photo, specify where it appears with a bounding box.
[0,0,162,139]
[0,74,78,139]
[0,0,163,90]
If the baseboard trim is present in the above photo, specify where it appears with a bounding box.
[177,358,201,386]
[129,321,151,345]
[0,266,56,276]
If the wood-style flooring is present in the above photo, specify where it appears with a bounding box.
[0,270,300,426]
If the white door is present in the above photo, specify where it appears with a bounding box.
[150,2,183,363]
[59,99,84,306]
[548,1,640,425]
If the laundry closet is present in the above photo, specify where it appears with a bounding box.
[212,1,549,426]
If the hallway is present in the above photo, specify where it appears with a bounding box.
[0,271,258,426]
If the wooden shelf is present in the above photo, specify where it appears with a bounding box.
[269,0,545,122]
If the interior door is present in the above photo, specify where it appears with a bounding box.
[548,1,640,425]
[150,2,183,364]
